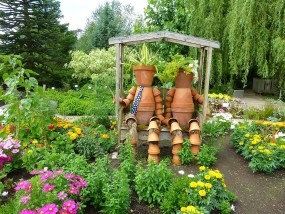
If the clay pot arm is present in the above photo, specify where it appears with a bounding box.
[162,88,176,125]
[191,87,204,104]
[120,86,137,108]
[153,88,165,123]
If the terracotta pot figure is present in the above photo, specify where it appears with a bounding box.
[119,65,165,163]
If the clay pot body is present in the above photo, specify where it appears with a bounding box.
[170,70,195,130]
[134,87,155,125]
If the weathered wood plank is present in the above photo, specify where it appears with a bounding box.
[109,31,220,49]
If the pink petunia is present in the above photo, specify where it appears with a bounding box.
[25,182,32,192]
[42,183,55,192]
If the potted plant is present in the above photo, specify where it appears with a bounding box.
[157,54,199,88]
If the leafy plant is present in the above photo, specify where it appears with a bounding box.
[178,139,195,165]
[160,176,191,213]
[195,144,218,166]
[157,54,198,87]
[127,43,159,66]
[134,160,173,206]
[101,169,131,214]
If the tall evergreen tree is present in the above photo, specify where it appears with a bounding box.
[75,0,136,51]
[0,0,76,85]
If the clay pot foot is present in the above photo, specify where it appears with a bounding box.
[172,154,181,165]
[190,145,200,155]
[148,154,159,164]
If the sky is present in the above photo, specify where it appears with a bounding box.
[59,0,149,31]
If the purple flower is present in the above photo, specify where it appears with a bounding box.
[12,149,19,154]
[6,155,13,162]
[40,171,52,182]
[42,203,58,214]
[19,210,37,214]
[65,173,75,180]
[57,191,67,200]
[21,194,31,204]
[25,182,32,192]
[29,170,39,175]
[62,200,77,212]
[42,183,55,192]
[15,180,29,191]
[68,184,79,195]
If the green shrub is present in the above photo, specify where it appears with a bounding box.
[134,160,173,206]
[178,139,195,165]
[196,144,218,166]
[58,97,91,115]
[160,176,191,213]
[102,169,131,214]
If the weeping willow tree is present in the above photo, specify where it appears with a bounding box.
[225,0,285,92]
[144,0,285,95]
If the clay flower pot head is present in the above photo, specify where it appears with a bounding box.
[148,120,159,130]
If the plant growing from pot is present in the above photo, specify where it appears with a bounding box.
[156,53,199,88]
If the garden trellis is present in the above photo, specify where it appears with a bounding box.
[109,31,220,141]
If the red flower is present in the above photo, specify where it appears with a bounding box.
[48,124,55,130]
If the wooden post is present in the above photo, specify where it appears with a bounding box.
[202,47,212,126]
[115,44,124,143]
[198,48,205,94]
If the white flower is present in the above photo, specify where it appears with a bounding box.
[231,204,236,212]
[178,170,185,175]
[2,191,8,196]
[188,174,195,178]
[111,152,118,159]
[275,132,285,139]
[43,167,48,172]
[189,63,193,68]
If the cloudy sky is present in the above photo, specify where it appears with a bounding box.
[59,0,148,30]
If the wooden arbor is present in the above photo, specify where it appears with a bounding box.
[109,31,220,142]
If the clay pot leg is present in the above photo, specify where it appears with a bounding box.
[147,142,160,164]
[172,143,182,165]
[188,119,202,155]
[126,116,138,154]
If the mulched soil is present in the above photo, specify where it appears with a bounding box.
[2,135,285,214]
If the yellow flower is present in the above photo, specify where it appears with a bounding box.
[27,149,33,154]
[32,139,38,144]
[186,206,196,212]
[215,173,223,179]
[204,175,211,180]
[70,133,78,141]
[280,145,285,149]
[190,182,197,188]
[67,131,73,136]
[112,121,117,125]
[209,170,216,177]
[199,166,206,171]
[252,150,256,153]
[74,127,82,135]
[222,183,227,188]
[264,149,271,155]
[249,146,253,149]
[205,183,212,189]
[239,142,244,146]
[197,181,205,187]
[245,133,250,137]
[180,207,187,212]
[23,142,28,147]
[199,190,206,197]
[102,134,110,139]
